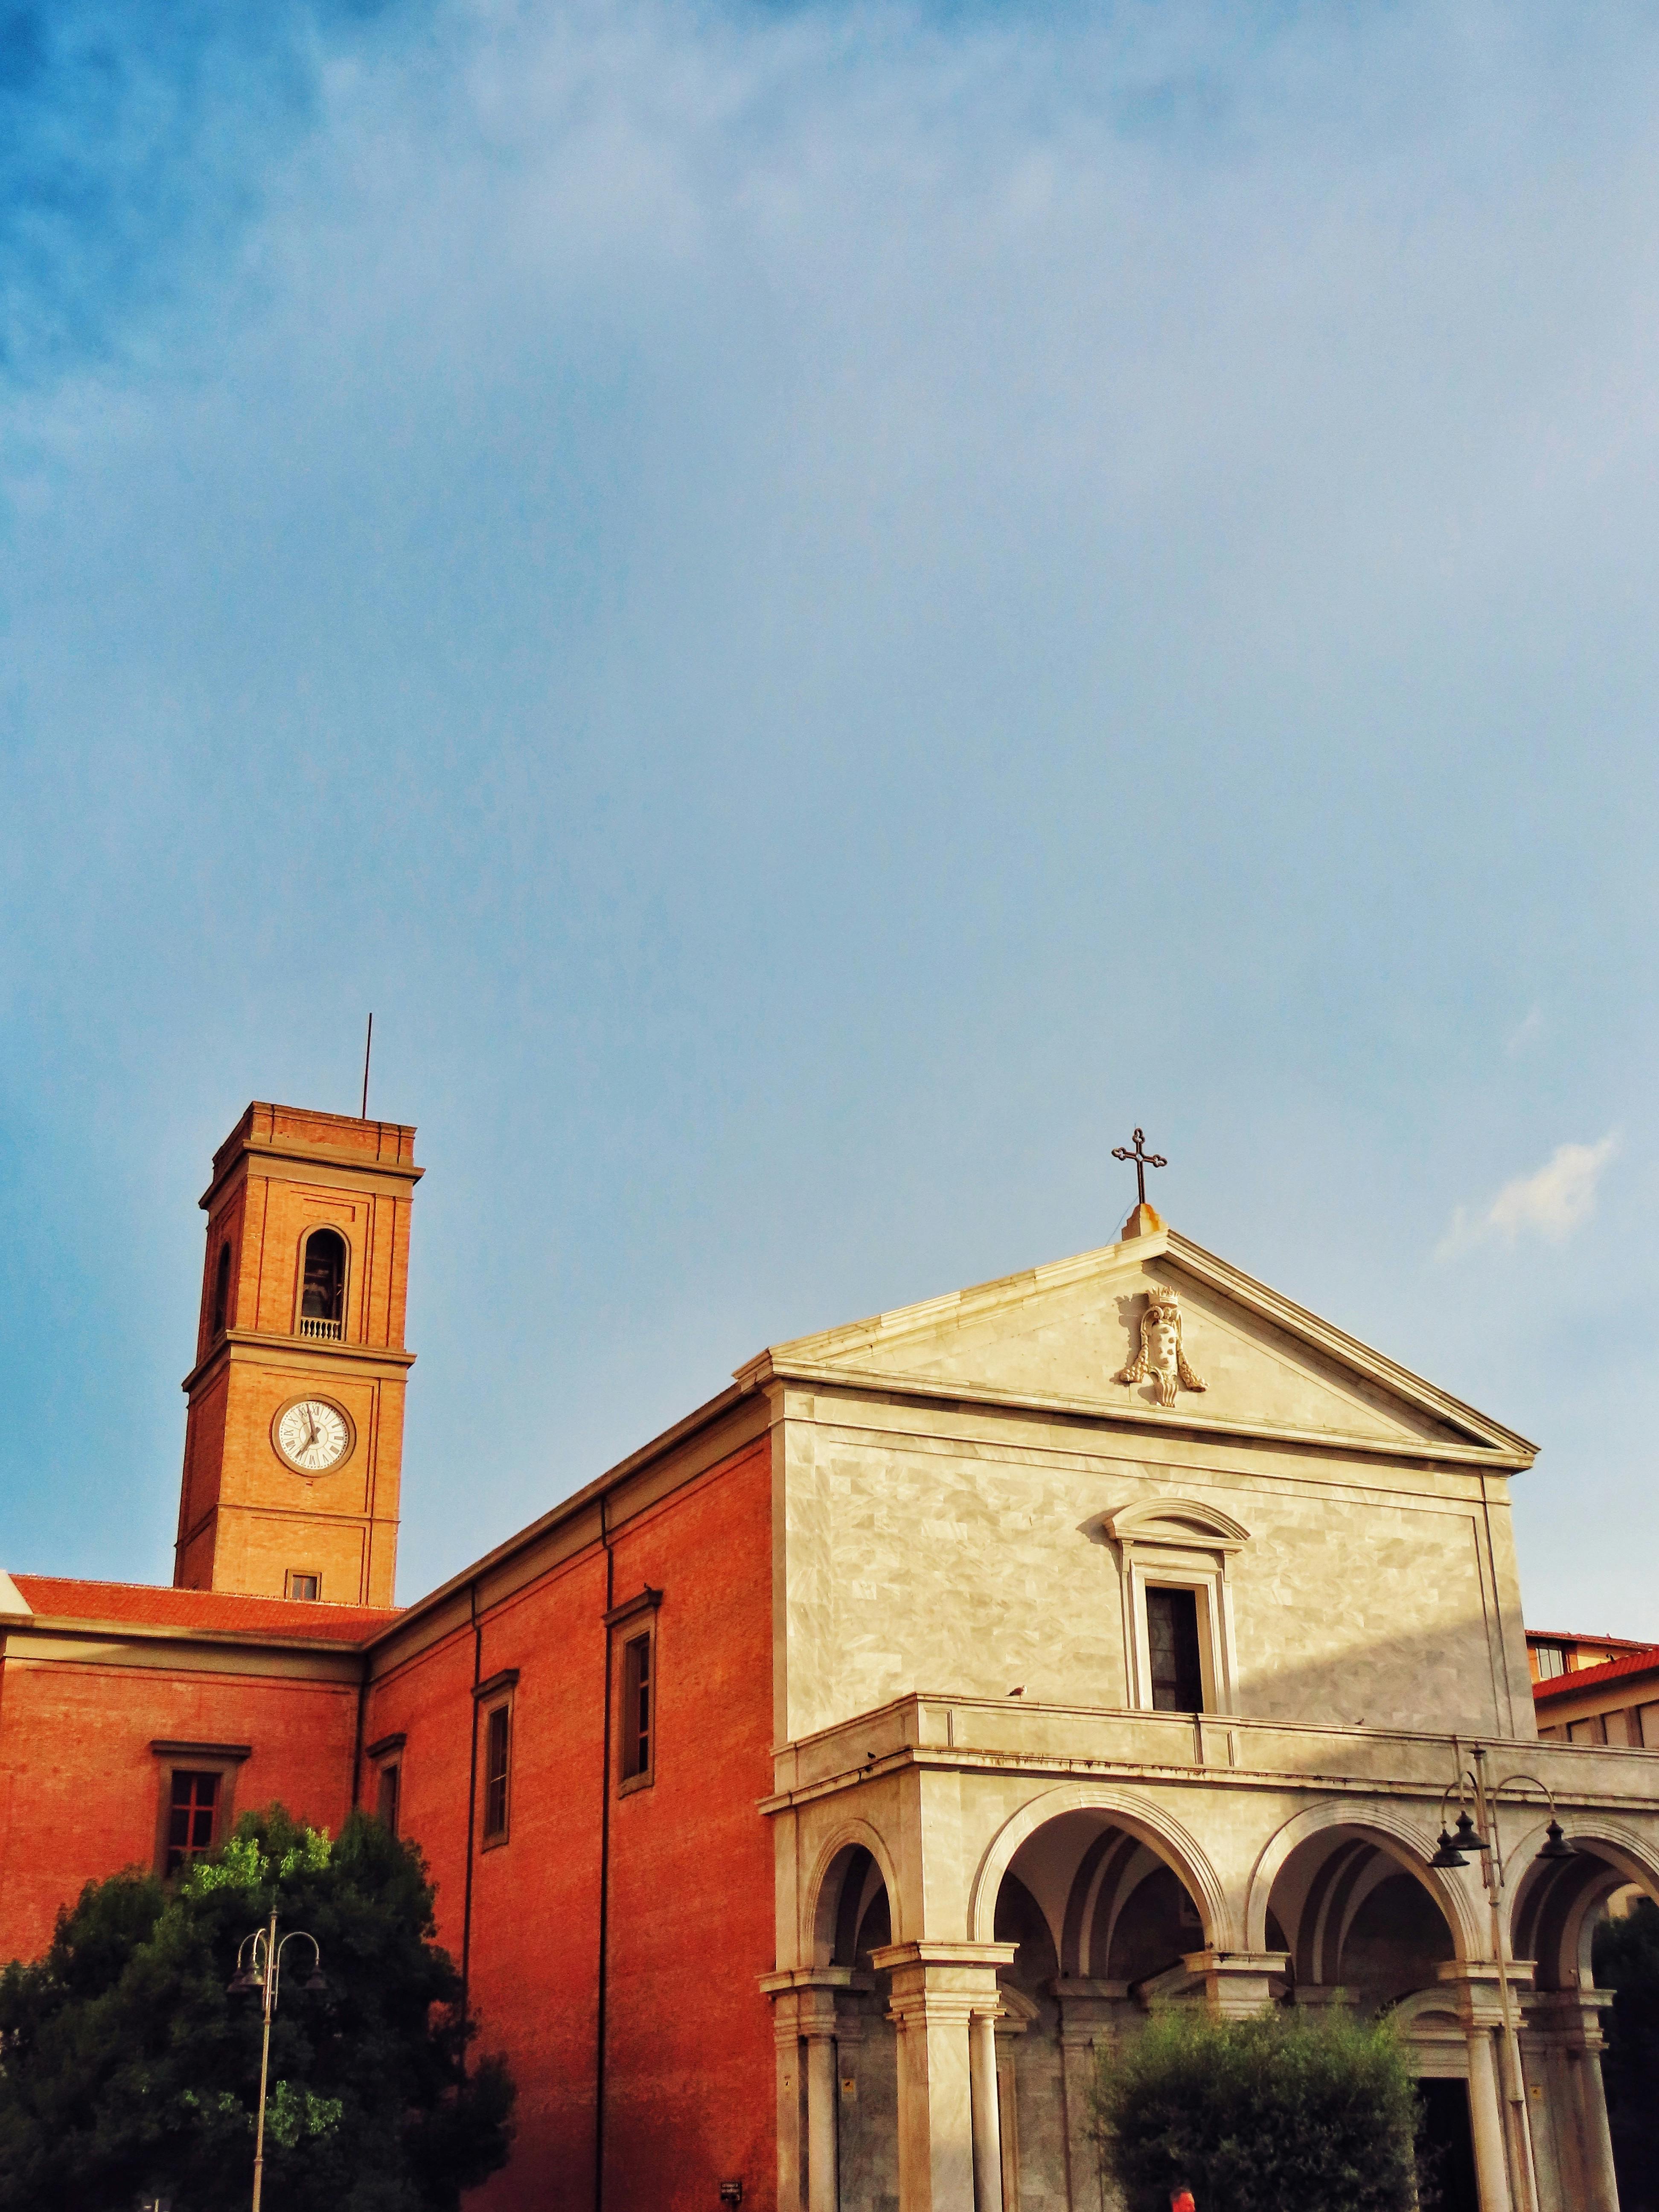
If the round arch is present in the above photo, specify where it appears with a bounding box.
[968,1784,1231,1950]
[804,1817,904,1965]
[1508,1816,1659,1988]
[1244,1803,1482,1964]
[1505,1816,1659,1924]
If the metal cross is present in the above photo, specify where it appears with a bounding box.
[1112,1128,1167,1207]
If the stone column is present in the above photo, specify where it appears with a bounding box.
[873,1941,1017,2212]
[1574,2049,1620,2212]
[760,1966,859,2212]
[969,2009,1003,2212]
[995,2036,1022,2212]
[805,2026,840,2212]
[1054,1977,1130,2212]
[1467,2028,1515,2212]
[774,2016,804,2212]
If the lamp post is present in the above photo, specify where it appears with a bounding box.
[227,1914,326,2212]
[1429,1743,1576,2212]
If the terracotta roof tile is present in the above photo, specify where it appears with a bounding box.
[7,1576,397,1644]
[1533,1644,1659,1703]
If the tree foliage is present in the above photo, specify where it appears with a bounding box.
[1092,2004,1418,2212]
[0,1806,514,2212]
[1595,1895,1659,2212]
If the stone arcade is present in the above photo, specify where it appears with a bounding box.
[0,1100,1654,2212]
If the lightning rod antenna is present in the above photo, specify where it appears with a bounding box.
[361,1014,373,1121]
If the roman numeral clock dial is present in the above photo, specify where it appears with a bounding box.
[274,1398,351,1474]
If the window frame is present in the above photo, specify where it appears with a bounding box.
[376,1760,401,1833]
[473,1671,519,1851]
[1098,1499,1248,1719]
[293,1223,352,1336]
[604,1586,664,1798]
[285,1569,322,1602]
[1144,1581,1208,1713]
[619,1627,655,1792]
[364,1730,407,1836]
[150,1739,250,1879]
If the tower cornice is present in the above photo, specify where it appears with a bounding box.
[180,1330,418,1397]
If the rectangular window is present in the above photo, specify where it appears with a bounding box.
[482,1703,510,1843]
[285,1571,321,1602]
[1568,1715,1607,1746]
[1532,1642,1566,1680]
[621,1632,653,1785]
[1146,1587,1205,1713]
[166,1770,220,1874]
[376,1761,400,1835]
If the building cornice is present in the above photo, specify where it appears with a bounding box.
[200,1135,422,1213]
[0,1619,369,1682]
[181,1330,417,1396]
[745,1358,1532,1470]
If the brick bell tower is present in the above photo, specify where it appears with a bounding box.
[174,1103,421,1607]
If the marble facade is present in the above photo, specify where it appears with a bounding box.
[755,1210,1659,2212]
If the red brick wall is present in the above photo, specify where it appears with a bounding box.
[177,1103,418,1604]
[0,1422,777,2211]
[0,1653,361,1965]
[364,1434,778,2212]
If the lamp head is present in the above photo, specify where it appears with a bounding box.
[1430,1828,1470,1870]
[1537,1818,1575,1863]
[226,1966,262,1995]
[1452,1808,1489,1854]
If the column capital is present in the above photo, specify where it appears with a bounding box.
[1051,1976,1132,2046]
[872,1941,1018,2028]
[760,1965,864,1995]
[1135,1950,1289,2016]
[870,1941,1019,1973]
[1433,1960,1535,2030]
[760,1965,865,2036]
[1526,1987,1613,2051]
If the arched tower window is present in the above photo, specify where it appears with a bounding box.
[211,1243,233,1336]
[300,1228,346,1340]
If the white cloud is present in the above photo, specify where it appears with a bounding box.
[1436,1135,1619,1261]
[1505,1006,1545,1056]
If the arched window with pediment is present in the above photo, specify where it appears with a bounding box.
[1098,1496,1251,1717]
[299,1228,347,1340]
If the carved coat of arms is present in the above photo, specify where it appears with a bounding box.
[1118,1284,1206,1409]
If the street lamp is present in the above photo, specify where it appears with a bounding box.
[1429,1743,1576,2212]
[227,1914,327,2212]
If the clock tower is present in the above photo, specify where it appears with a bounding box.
[174,1102,422,1606]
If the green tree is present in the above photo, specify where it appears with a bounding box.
[0,1806,513,2212]
[1092,2004,1418,2212]
[1594,1895,1659,2212]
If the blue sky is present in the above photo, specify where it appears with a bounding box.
[3,0,1657,1630]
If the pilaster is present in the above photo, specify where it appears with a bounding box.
[872,1942,1016,2212]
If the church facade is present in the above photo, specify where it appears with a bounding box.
[2,1100,1657,2212]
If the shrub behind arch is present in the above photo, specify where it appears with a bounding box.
[1092,2005,1417,2212]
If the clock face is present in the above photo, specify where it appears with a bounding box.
[275,1398,351,1474]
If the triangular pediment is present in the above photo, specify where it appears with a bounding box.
[736,1226,1533,1465]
